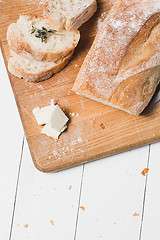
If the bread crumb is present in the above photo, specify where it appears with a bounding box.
[80,206,85,211]
[141,168,149,176]
[69,185,72,190]
[24,224,28,228]
[100,123,105,129]
[133,212,139,216]
[50,220,54,226]
[69,112,79,117]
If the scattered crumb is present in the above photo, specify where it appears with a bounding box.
[69,112,79,117]
[24,224,28,228]
[141,168,149,176]
[34,194,36,197]
[80,206,85,211]
[113,222,117,224]
[133,212,139,217]
[50,220,54,226]
[18,224,19,226]
[69,185,72,190]
[100,123,105,129]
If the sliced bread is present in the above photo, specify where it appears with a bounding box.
[8,51,74,82]
[7,15,80,61]
[44,0,97,31]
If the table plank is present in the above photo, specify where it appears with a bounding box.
[141,142,160,240]
[0,49,24,240]
[10,138,83,240]
[75,146,149,240]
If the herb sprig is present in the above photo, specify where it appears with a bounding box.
[31,26,57,42]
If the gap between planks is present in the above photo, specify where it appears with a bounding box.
[9,136,25,240]
[139,144,151,240]
[74,164,85,240]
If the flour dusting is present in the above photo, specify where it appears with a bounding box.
[97,12,107,30]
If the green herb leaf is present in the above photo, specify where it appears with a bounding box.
[48,29,55,33]
[31,26,36,34]
[31,26,56,43]
[42,27,47,31]
[35,33,41,38]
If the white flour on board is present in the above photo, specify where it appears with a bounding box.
[39,0,48,5]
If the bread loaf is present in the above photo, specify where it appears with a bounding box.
[7,15,80,62]
[72,0,160,115]
[44,0,97,31]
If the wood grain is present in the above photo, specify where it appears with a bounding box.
[0,0,160,172]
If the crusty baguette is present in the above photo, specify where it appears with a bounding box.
[72,0,160,115]
[7,15,80,61]
[44,0,97,31]
[8,51,74,82]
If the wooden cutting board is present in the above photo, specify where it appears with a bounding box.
[0,0,160,172]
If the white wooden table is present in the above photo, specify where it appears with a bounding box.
[0,48,160,240]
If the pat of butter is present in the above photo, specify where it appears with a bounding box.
[50,105,69,132]
[42,123,67,139]
[33,105,55,125]
[33,104,69,139]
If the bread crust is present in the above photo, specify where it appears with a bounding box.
[75,67,160,115]
[44,0,97,31]
[7,17,80,62]
[110,66,160,115]
[8,50,74,83]
[72,0,160,115]
[66,1,97,31]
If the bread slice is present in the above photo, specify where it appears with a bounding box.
[8,51,74,82]
[44,0,97,31]
[72,0,160,115]
[7,15,80,61]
